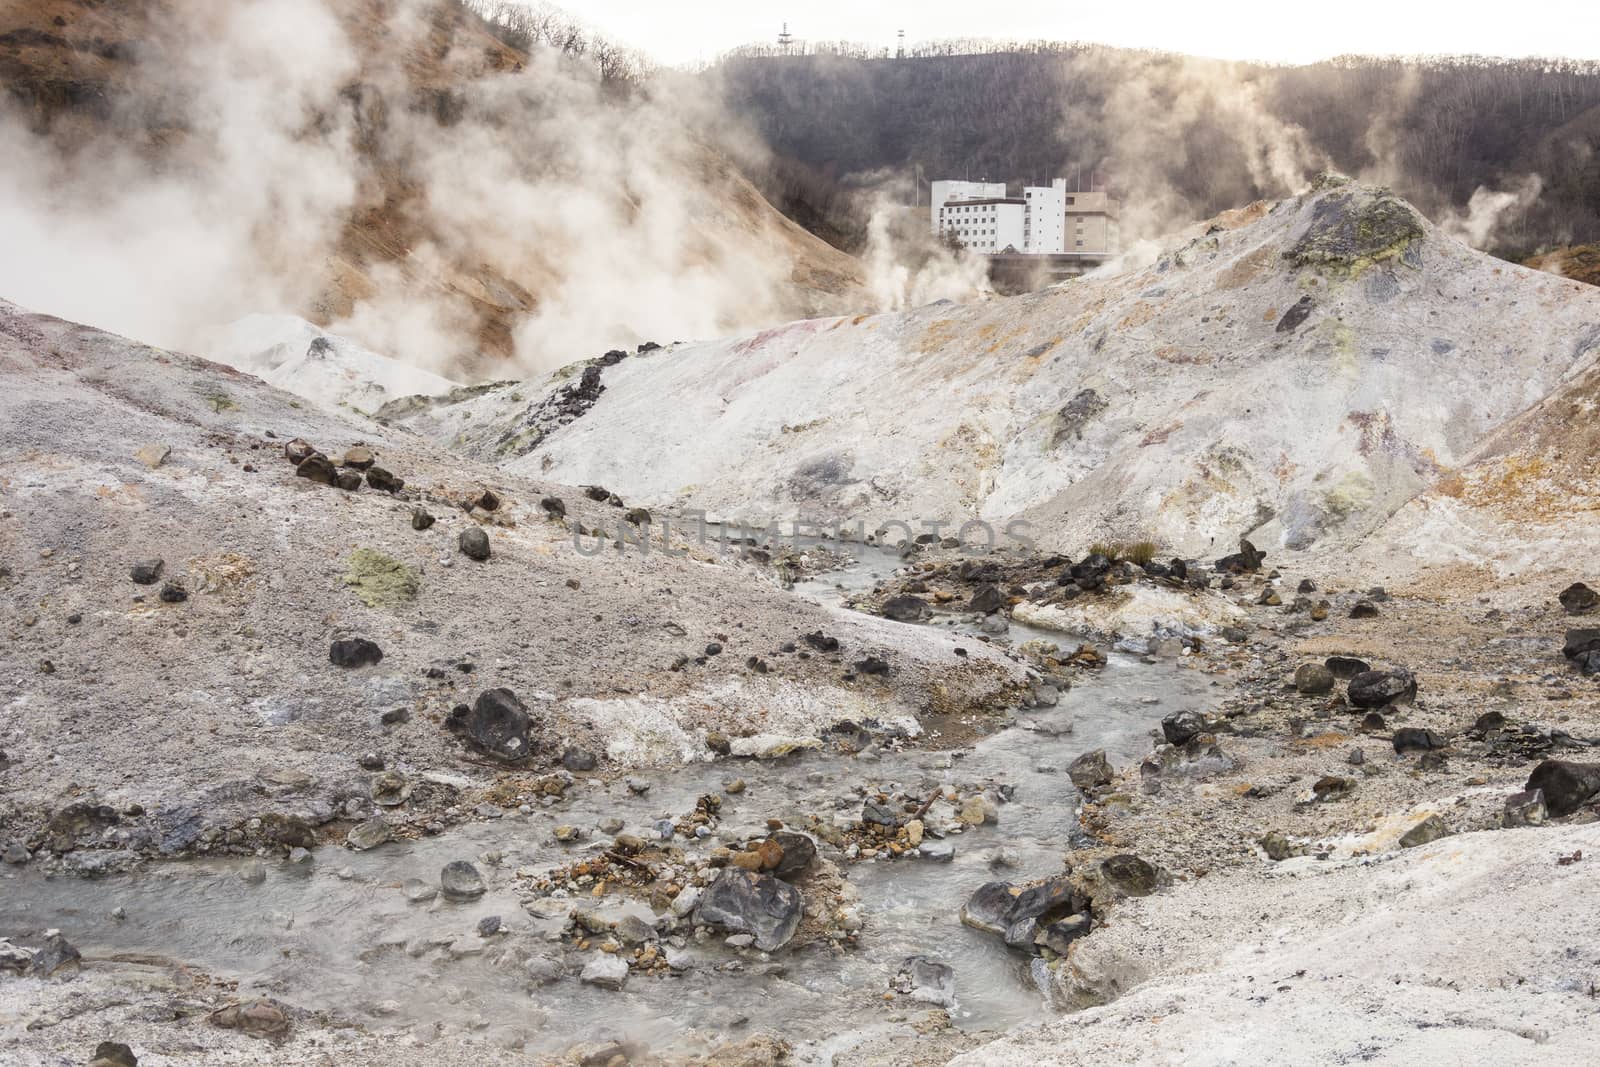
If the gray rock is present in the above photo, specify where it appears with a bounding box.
[1068,748,1113,790]
[1161,710,1206,746]
[694,869,803,952]
[916,839,956,862]
[449,688,534,762]
[1348,668,1417,708]
[861,798,899,826]
[524,954,563,985]
[615,914,655,944]
[770,830,817,881]
[671,886,704,918]
[129,559,164,585]
[1559,582,1598,616]
[1259,832,1302,861]
[1293,663,1335,694]
[29,932,81,979]
[1100,854,1159,896]
[90,1040,138,1067]
[1398,815,1451,849]
[370,771,412,807]
[402,878,437,903]
[346,817,391,851]
[1034,913,1092,955]
[1502,789,1547,828]
[441,860,486,900]
[580,952,629,990]
[961,876,1086,953]
[1324,656,1371,679]
[562,746,599,772]
[881,595,927,622]
[892,955,956,1007]
[1524,760,1600,817]
[1392,728,1446,753]
[458,527,491,561]
[1563,628,1600,660]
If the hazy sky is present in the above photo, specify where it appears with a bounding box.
[563,0,1600,67]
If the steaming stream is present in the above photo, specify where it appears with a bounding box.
[1,544,1215,1061]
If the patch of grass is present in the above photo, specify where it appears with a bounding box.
[202,390,237,413]
[1121,540,1159,566]
[1087,541,1121,561]
[1086,540,1160,565]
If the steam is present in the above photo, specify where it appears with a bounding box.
[854,175,990,309]
[1069,53,1323,243]
[1437,175,1545,250]
[0,0,859,380]
[0,0,361,352]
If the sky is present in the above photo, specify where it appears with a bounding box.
[561,0,1600,68]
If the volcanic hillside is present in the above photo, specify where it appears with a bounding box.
[386,177,1600,565]
[0,0,868,371]
[0,296,1022,858]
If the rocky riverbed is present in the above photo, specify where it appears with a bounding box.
[6,254,1600,1066]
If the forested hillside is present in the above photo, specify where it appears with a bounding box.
[716,44,1600,258]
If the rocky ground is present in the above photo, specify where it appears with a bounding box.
[5,233,1600,1065]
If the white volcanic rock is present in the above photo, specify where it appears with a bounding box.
[205,314,459,416]
[390,179,1600,563]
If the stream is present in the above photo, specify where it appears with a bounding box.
[0,539,1216,1061]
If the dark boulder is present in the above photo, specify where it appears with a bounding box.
[90,1041,138,1067]
[961,875,1089,957]
[1100,854,1159,896]
[803,631,839,652]
[130,558,164,585]
[1348,668,1416,708]
[854,656,890,676]
[329,638,383,668]
[1161,709,1206,746]
[694,869,803,951]
[969,584,1007,614]
[1275,295,1314,333]
[770,830,817,881]
[334,469,363,492]
[882,595,927,622]
[448,688,534,762]
[283,438,317,464]
[411,508,435,530]
[365,467,403,493]
[540,496,566,519]
[561,746,598,772]
[458,527,491,561]
[1524,760,1600,817]
[1562,628,1600,660]
[1325,656,1371,679]
[1214,538,1265,574]
[1068,748,1113,789]
[1559,582,1598,616]
[1294,663,1336,694]
[1348,599,1380,618]
[295,454,337,486]
[1392,727,1446,753]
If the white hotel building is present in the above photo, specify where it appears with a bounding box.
[931,178,1118,255]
